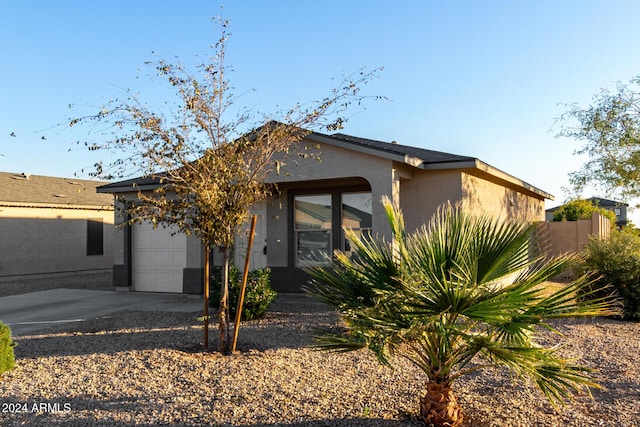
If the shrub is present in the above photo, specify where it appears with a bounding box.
[578,230,640,320]
[0,321,16,377]
[552,198,617,224]
[209,266,277,320]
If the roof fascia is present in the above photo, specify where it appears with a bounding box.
[423,159,553,200]
[0,201,113,210]
[306,133,423,166]
[473,159,554,200]
[97,183,161,194]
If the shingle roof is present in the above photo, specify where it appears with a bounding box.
[328,133,475,165]
[97,173,165,193]
[0,172,113,208]
[98,127,552,200]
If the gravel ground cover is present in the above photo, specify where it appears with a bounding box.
[1,298,639,426]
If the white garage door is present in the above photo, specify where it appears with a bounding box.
[133,221,186,293]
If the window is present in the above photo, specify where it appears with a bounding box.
[87,218,104,256]
[342,192,373,256]
[294,194,332,267]
[293,190,373,267]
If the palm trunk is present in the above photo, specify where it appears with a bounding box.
[419,381,463,427]
[218,246,231,354]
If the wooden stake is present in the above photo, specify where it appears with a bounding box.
[232,214,257,352]
[203,245,210,350]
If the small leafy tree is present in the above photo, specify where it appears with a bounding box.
[578,230,640,321]
[71,18,382,352]
[552,198,616,224]
[557,75,640,199]
[306,197,620,427]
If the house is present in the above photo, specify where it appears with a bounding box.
[98,130,553,293]
[545,197,630,229]
[0,172,114,279]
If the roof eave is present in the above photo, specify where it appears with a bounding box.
[0,201,114,210]
[308,133,553,200]
[307,132,410,165]
[422,159,554,200]
[97,183,161,194]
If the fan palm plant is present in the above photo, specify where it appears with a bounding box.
[305,197,620,427]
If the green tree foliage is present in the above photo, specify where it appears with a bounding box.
[306,197,620,427]
[578,231,640,321]
[552,199,617,223]
[70,19,381,353]
[557,76,640,199]
[0,321,16,377]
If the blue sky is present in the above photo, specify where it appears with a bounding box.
[3,1,640,216]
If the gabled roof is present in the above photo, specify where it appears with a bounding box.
[97,173,166,193]
[0,172,113,209]
[98,128,553,200]
[322,132,475,166]
[307,131,553,200]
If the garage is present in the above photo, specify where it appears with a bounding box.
[132,221,186,293]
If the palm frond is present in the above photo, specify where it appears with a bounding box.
[479,342,600,406]
[305,196,620,411]
[527,273,622,319]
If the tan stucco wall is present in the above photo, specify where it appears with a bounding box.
[101,136,551,293]
[461,172,545,222]
[398,168,545,233]
[0,205,114,277]
[265,141,547,266]
[399,169,464,232]
[266,141,401,266]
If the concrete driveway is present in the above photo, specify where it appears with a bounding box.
[0,288,203,336]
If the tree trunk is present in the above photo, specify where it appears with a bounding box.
[419,381,463,427]
[218,246,231,354]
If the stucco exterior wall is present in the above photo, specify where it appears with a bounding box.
[99,135,552,293]
[0,205,114,277]
[461,172,545,222]
[266,141,400,241]
[399,169,464,232]
[398,169,546,233]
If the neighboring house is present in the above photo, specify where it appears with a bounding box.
[545,197,630,228]
[0,172,114,279]
[98,130,553,293]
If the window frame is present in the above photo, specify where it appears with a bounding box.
[293,193,333,267]
[340,191,373,256]
[290,186,372,268]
